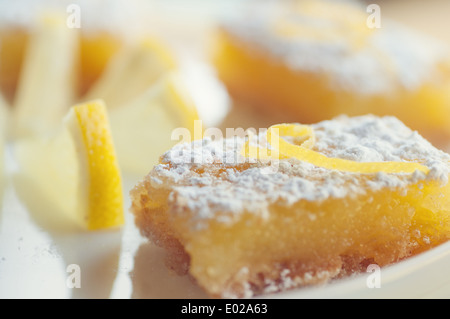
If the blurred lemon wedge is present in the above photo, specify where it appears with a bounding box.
[12,13,78,139]
[109,72,200,176]
[14,100,124,231]
[83,37,176,110]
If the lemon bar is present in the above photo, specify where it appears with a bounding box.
[212,0,450,147]
[131,114,450,298]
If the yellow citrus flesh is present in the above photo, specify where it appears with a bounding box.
[66,100,124,230]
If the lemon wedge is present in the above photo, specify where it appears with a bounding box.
[12,13,78,139]
[83,38,176,110]
[14,100,124,231]
[109,72,200,176]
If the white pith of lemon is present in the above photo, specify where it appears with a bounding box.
[83,38,177,110]
[12,14,78,139]
[109,71,200,176]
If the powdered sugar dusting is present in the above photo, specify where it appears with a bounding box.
[313,115,450,184]
[148,115,450,228]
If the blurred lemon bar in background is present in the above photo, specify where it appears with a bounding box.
[212,0,450,148]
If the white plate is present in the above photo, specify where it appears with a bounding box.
[2,152,450,299]
[2,0,450,300]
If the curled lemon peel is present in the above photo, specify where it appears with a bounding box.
[242,123,430,175]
